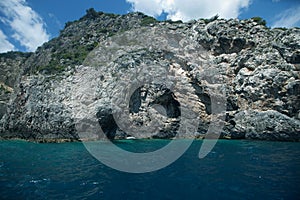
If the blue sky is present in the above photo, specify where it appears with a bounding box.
[0,0,299,53]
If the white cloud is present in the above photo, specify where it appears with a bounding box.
[272,5,300,28]
[0,0,49,52]
[0,29,15,53]
[126,0,251,21]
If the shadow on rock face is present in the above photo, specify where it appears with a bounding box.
[96,108,118,139]
[128,85,181,119]
[148,89,181,118]
[96,86,182,140]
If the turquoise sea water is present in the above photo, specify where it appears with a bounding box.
[0,139,299,199]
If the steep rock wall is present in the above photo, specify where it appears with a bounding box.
[0,12,299,141]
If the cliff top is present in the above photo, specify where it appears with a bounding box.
[1,9,298,76]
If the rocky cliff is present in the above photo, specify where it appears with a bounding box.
[0,52,31,119]
[0,10,299,142]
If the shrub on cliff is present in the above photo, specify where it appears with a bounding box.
[165,19,183,24]
[251,17,267,26]
[141,16,157,26]
[0,51,31,60]
[85,8,100,20]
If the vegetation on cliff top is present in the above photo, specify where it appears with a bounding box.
[251,16,267,26]
[0,51,32,60]
[0,8,269,76]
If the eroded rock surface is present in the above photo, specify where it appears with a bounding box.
[0,11,299,141]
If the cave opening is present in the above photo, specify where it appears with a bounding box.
[129,86,181,118]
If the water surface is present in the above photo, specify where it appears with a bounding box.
[0,139,299,199]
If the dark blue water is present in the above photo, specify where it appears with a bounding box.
[0,140,299,199]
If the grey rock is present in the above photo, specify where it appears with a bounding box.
[233,110,300,141]
[0,11,299,141]
[0,52,31,120]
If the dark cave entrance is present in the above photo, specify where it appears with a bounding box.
[96,86,181,140]
[129,87,181,118]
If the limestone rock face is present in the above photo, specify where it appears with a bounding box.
[234,110,300,141]
[0,52,31,119]
[0,11,299,141]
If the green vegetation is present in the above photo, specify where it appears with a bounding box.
[98,28,109,34]
[203,15,219,24]
[108,32,116,37]
[85,8,100,20]
[106,13,118,18]
[251,17,267,26]
[34,9,126,74]
[37,62,65,74]
[64,21,73,28]
[37,41,98,74]
[0,51,31,60]
[165,19,183,24]
[79,8,101,21]
[98,28,116,36]
[273,27,288,31]
[141,16,158,26]
[79,8,118,21]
